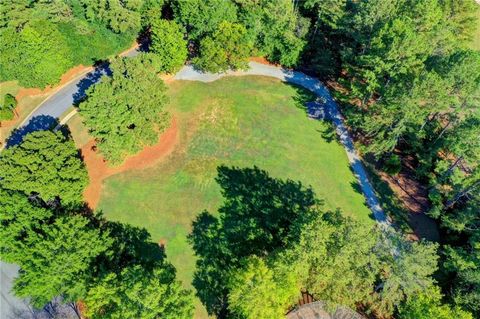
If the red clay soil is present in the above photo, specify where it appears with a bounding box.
[249,56,280,66]
[82,117,179,209]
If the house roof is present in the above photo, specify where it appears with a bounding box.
[286,301,365,319]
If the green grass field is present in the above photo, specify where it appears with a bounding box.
[97,76,372,317]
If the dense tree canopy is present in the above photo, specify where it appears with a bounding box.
[236,0,310,66]
[0,130,88,206]
[0,189,53,264]
[79,56,169,164]
[0,20,72,88]
[84,264,193,319]
[0,0,138,88]
[194,21,252,72]
[13,215,111,307]
[172,0,237,40]
[227,256,299,319]
[0,93,16,121]
[399,287,473,319]
[1,0,478,317]
[150,19,188,73]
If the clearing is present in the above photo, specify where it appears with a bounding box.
[70,76,373,317]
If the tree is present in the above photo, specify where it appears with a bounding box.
[194,21,252,72]
[362,70,450,156]
[172,0,237,40]
[286,211,381,309]
[13,215,111,308]
[190,166,317,317]
[371,232,439,317]
[228,256,299,319]
[0,189,52,263]
[79,56,170,164]
[150,19,188,73]
[440,0,479,48]
[0,130,88,207]
[0,20,72,88]
[399,287,473,319]
[84,264,194,319]
[0,93,16,121]
[251,0,309,66]
[442,234,480,316]
[190,166,441,317]
[303,0,347,30]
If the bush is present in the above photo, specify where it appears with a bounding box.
[0,93,16,121]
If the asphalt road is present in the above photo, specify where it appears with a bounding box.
[1,59,392,318]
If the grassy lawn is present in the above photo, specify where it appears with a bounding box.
[66,111,91,148]
[96,76,372,317]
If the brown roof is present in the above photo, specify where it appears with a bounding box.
[286,301,365,319]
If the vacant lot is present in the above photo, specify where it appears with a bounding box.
[93,76,372,317]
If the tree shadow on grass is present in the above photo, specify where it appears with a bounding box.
[318,121,337,143]
[189,165,322,318]
[287,83,318,113]
[97,219,166,273]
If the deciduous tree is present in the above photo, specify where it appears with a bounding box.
[150,19,188,73]
[172,0,237,40]
[13,215,111,308]
[228,256,299,319]
[0,93,16,121]
[84,264,194,319]
[0,20,72,88]
[194,21,251,72]
[79,56,170,164]
[399,287,473,319]
[0,130,88,206]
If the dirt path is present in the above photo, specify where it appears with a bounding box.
[82,117,179,209]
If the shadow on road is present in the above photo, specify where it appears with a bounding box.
[6,115,59,147]
[72,62,112,105]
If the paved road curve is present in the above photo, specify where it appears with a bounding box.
[1,60,392,318]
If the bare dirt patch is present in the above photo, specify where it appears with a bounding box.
[378,168,440,241]
[81,117,179,209]
[249,56,280,66]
